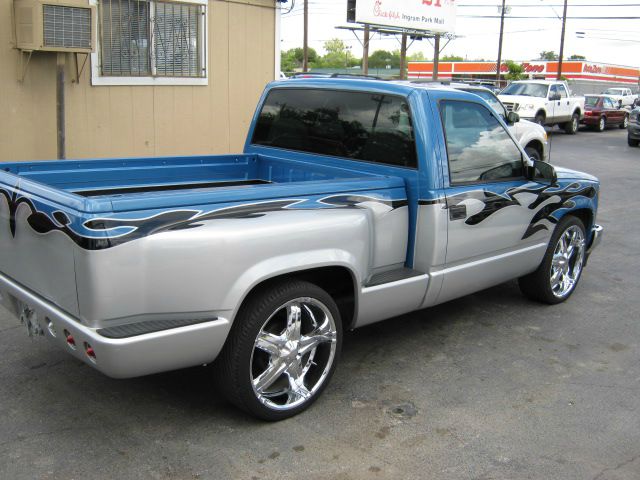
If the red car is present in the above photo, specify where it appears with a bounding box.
[581,95,629,131]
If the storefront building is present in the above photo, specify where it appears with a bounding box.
[408,60,640,94]
[0,0,279,161]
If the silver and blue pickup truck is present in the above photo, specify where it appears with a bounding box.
[0,79,602,420]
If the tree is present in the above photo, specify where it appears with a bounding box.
[407,51,426,62]
[280,47,318,72]
[539,51,558,61]
[441,54,464,61]
[316,39,360,68]
[569,54,586,60]
[505,60,524,81]
[368,50,400,69]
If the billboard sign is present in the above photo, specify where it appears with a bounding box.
[355,0,456,33]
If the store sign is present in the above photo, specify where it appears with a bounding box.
[355,0,456,33]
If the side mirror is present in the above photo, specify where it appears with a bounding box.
[528,160,557,185]
[507,111,520,124]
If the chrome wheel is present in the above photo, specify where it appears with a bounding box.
[250,297,337,411]
[550,226,585,298]
[572,116,579,132]
[622,115,629,128]
[598,117,606,132]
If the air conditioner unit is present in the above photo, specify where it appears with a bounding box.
[14,0,96,53]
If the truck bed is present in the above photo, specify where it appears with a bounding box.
[0,153,408,325]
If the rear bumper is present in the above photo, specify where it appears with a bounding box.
[0,271,230,378]
[580,116,601,126]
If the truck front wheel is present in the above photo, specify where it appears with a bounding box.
[215,279,342,420]
[534,112,546,126]
[518,216,586,304]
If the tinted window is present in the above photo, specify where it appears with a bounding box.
[461,88,506,118]
[252,88,417,168]
[585,96,599,107]
[501,83,548,98]
[440,100,523,184]
[557,85,568,98]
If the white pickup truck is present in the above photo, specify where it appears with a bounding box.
[602,87,638,108]
[499,80,585,134]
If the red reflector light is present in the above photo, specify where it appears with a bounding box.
[84,342,96,361]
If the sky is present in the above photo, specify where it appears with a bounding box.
[279,0,640,68]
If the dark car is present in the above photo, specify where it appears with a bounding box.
[628,107,640,147]
[581,95,629,132]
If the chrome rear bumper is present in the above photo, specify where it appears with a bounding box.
[0,271,230,378]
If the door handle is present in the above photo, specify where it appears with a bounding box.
[449,204,467,221]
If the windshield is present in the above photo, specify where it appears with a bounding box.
[585,96,600,107]
[603,88,623,95]
[460,89,506,117]
[501,83,548,98]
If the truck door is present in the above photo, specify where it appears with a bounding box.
[436,99,550,304]
[548,84,561,121]
[557,84,571,120]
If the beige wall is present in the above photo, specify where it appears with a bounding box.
[0,0,276,161]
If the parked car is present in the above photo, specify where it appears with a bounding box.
[602,87,638,108]
[411,80,549,161]
[499,80,585,134]
[628,107,640,147]
[581,95,630,131]
[0,79,602,420]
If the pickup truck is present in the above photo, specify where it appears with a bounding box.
[499,80,585,134]
[0,79,603,420]
[602,87,638,108]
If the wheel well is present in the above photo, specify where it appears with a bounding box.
[525,140,543,157]
[536,110,546,119]
[566,208,593,232]
[243,267,357,331]
[573,108,581,117]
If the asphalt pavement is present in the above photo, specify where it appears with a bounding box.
[1,126,639,480]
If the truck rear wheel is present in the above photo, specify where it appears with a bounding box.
[564,112,579,134]
[518,216,586,304]
[215,279,342,421]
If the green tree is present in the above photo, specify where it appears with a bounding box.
[317,38,360,68]
[505,60,524,80]
[539,50,558,60]
[368,50,400,69]
[441,54,464,61]
[407,51,426,62]
[569,54,586,60]
[280,47,318,72]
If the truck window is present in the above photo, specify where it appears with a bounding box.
[440,100,523,184]
[557,85,568,98]
[252,88,417,168]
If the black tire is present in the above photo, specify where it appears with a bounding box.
[597,116,606,132]
[534,112,546,126]
[564,112,579,134]
[518,216,586,305]
[629,134,640,147]
[525,146,541,162]
[620,115,629,129]
[214,279,342,421]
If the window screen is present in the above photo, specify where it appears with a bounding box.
[100,0,203,78]
[440,100,523,184]
[252,88,417,168]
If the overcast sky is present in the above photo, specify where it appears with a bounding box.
[280,0,640,68]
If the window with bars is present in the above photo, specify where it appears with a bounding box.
[99,0,205,78]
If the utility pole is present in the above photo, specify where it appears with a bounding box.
[302,0,308,72]
[399,33,408,80]
[432,34,440,80]
[496,0,506,85]
[362,24,370,75]
[557,0,568,80]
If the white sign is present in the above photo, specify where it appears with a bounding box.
[356,0,456,33]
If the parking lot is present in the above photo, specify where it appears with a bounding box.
[1,126,638,480]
